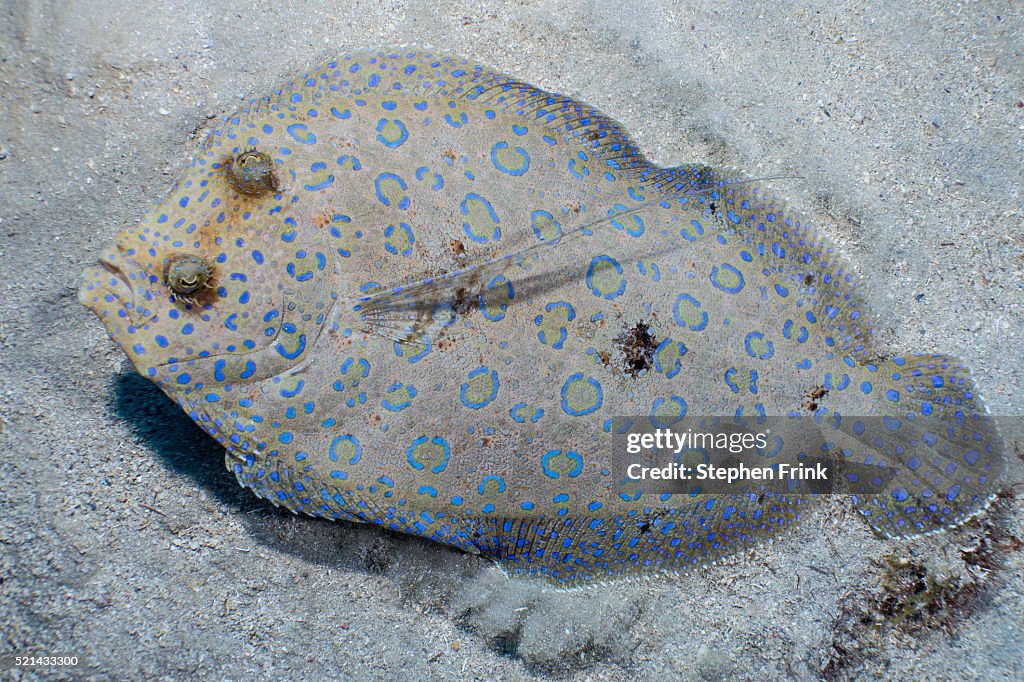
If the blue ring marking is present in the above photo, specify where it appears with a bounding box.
[478,475,506,495]
[407,436,451,474]
[444,112,468,128]
[460,192,500,243]
[383,222,415,256]
[286,123,316,145]
[376,117,408,148]
[415,166,444,190]
[374,172,409,209]
[329,435,362,465]
[393,337,431,363]
[561,373,603,416]
[482,276,513,322]
[276,334,307,359]
[541,450,584,479]
[330,107,351,119]
[568,158,589,179]
[531,210,562,242]
[304,175,335,191]
[744,331,775,360]
[724,369,740,394]
[460,367,499,408]
[608,204,645,237]
[710,263,746,294]
[649,396,688,428]
[382,383,417,412]
[280,380,304,398]
[586,255,626,300]
[490,141,530,176]
[680,219,704,241]
[673,293,709,331]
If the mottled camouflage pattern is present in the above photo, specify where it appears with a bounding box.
[79,50,1003,584]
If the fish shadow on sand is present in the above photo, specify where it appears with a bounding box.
[110,370,484,582]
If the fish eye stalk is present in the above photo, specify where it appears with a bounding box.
[226,149,277,196]
[164,254,213,299]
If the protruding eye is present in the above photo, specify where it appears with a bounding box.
[165,254,213,297]
[226,149,277,196]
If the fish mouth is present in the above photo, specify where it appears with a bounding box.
[78,247,150,325]
[99,254,135,296]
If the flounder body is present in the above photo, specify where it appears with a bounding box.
[79,50,1003,584]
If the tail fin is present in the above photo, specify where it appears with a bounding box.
[835,354,1003,536]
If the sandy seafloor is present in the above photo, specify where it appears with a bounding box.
[1,0,1022,679]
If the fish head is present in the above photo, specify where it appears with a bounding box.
[79,135,336,396]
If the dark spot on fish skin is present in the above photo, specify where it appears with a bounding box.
[583,129,601,143]
[804,273,814,285]
[802,385,829,412]
[450,239,467,257]
[615,320,658,378]
[314,212,332,229]
[639,520,651,534]
[709,201,717,215]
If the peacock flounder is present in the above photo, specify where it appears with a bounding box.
[79,50,1003,584]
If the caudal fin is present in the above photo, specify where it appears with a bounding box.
[835,354,1003,536]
